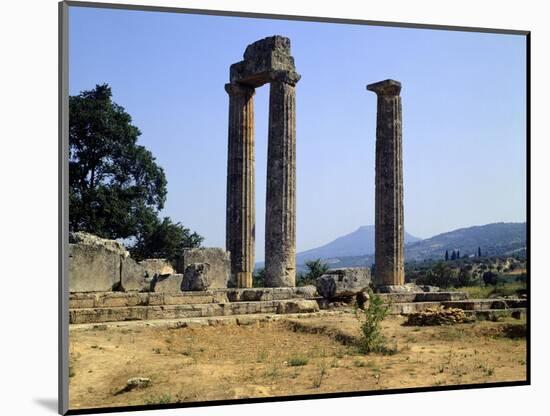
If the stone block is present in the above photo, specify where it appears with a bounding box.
[276,299,319,314]
[121,257,149,292]
[151,274,184,293]
[69,243,121,293]
[139,259,175,278]
[177,248,230,289]
[182,263,212,291]
[69,232,129,257]
[316,267,371,299]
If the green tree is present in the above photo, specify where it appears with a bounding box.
[253,268,266,287]
[69,84,202,256]
[417,261,455,288]
[457,268,474,287]
[69,84,167,238]
[130,217,203,262]
[445,250,449,261]
[482,271,499,286]
[298,259,329,285]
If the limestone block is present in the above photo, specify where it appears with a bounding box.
[121,257,149,292]
[69,232,129,257]
[316,268,371,299]
[139,259,175,278]
[276,299,319,314]
[182,263,212,291]
[151,274,184,293]
[178,248,230,289]
[69,243,121,293]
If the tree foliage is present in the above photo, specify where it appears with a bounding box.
[297,259,329,286]
[69,84,202,256]
[69,84,167,238]
[130,217,203,262]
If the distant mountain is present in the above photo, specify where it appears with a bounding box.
[295,225,421,265]
[404,222,527,262]
[292,222,526,270]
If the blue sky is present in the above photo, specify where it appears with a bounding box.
[69,6,527,260]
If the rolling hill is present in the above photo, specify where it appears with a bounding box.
[295,225,420,265]
[291,222,526,270]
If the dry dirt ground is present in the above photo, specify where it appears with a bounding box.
[68,314,527,410]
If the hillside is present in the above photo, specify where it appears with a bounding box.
[296,225,421,265]
[404,222,526,262]
[292,222,526,270]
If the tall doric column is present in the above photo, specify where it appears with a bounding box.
[367,79,405,287]
[265,72,299,287]
[225,82,256,288]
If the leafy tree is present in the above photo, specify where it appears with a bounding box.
[450,250,457,261]
[253,268,266,287]
[445,250,449,261]
[299,259,329,285]
[456,250,460,259]
[70,84,167,238]
[130,217,203,262]
[457,268,474,287]
[482,271,499,286]
[478,246,482,257]
[69,84,202,256]
[417,261,455,288]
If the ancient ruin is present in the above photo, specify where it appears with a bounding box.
[66,39,526,330]
[226,36,300,288]
[367,79,405,289]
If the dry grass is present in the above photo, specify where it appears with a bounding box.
[68,315,527,410]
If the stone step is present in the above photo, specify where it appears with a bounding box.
[69,298,319,324]
[69,286,317,309]
[388,301,443,314]
[388,299,527,315]
[379,292,468,303]
[463,308,526,321]
[441,298,527,310]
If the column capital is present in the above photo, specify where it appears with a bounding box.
[268,70,301,86]
[225,82,255,96]
[367,79,402,96]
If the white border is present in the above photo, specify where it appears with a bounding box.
[2,1,548,415]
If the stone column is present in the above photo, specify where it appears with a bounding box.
[264,73,299,287]
[225,82,256,288]
[367,79,405,287]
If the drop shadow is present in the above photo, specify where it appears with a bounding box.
[34,398,58,413]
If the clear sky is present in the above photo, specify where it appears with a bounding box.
[69,6,527,261]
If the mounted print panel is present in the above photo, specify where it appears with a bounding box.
[59,2,529,414]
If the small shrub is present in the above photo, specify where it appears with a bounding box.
[256,349,268,363]
[312,360,328,388]
[288,356,309,367]
[357,289,390,354]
